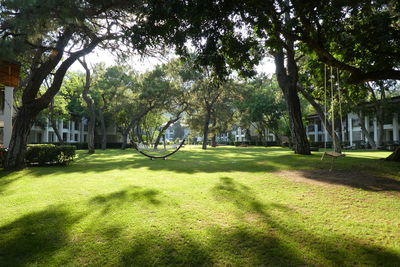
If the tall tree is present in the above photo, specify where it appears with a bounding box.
[79,59,96,154]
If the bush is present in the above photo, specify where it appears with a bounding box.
[26,144,76,166]
[0,147,7,167]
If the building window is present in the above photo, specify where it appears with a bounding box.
[63,121,69,129]
[75,134,78,141]
[75,121,79,130]
[84,124,88,131]
[63,133,67,141]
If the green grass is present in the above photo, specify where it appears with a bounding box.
[1,146,399,266]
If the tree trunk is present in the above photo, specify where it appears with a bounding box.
[99,110,107,150]
[358,113,377,149]
[298,84,342,153]
[136,123,143,143]
[121,131,129,150]
[202,109,211,150]
[154,121,173,149]
[80,59,95,154]
[4,31,99,169]
[211,134,217,147]
[275,134,282,146]
[4,107,36,170]
[86,111,96,154]
[378,121,384,147]
[274,52,310,155]
[50,119,64,145]
[385,146,400,161]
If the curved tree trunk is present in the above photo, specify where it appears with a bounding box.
[274,52,310,155]
[4,107,36,170]
[386,146,400,161]
[3,30,99,169]
[154,114,182,149]
[80,59,95,154]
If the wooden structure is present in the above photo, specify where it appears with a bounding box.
[0,61,20,87]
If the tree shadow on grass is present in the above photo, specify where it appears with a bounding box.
[276,169,400,193]
[210,177,400,266]
[121,233,213,266]
[0,171,27,194]
[2,177,399,266]
[89,186,162,214]
[0,205,83,267]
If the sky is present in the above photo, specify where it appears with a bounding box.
[71,48,276,76]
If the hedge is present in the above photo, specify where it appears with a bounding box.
[26,144,76,166]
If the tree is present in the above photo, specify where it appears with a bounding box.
[290,0,400,83]
[79,59,96,154]
[237,76,286,145]
[95,65,131,149]
[1,1,142,168]
[3,0,233,168]
[189,76,236,150]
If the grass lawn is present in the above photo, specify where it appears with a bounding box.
[1,146,400,266]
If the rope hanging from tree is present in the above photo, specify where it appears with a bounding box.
[321,65,345,170]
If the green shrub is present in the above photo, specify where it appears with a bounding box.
[26,144,76,166]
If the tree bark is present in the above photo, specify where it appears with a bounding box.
[202,109,211,150]
[274,52,310,155]
[48,99,64,145]
[120,106,154,149]
[211,134,217,147]
[385,146,400,161]
[4,28,100,169]
[80,59,95,154]
[378,120,384,147]
[99,110,107,150]
[4,106,37,169]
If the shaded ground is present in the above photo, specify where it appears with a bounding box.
[275,169,400,193]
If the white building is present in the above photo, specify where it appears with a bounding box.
[28,118,89,144]
[232,125,276,143]
[306,110,400,147]
[0,85,14,147]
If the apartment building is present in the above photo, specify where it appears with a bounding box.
[306,111,399,146]
[28,118,89,144]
